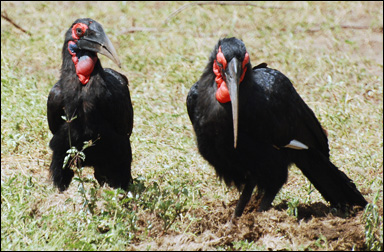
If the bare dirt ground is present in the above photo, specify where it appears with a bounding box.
[131,200,368,251]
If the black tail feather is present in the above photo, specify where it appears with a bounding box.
[291,148,367,208]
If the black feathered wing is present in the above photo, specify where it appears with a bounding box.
[47,81,65,134]
[186,81,199,125]
[103,68,134,136]
[245,67,329,156]
[245,67,366,207]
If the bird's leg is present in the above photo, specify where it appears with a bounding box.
[257,190,277,212]
[50,152,74,192]
[94,160,132,191]
[233,181,256,218]
[93,166,107,187]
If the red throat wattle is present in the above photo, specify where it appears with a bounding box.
[213,47,249,103]
[68,41,97,85]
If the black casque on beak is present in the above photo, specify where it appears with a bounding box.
[77,21,121,68]
[224,57,242,148]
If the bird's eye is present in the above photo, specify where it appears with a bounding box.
[216,46,227,69]
[76,28,83,36]
[71,23,88,39]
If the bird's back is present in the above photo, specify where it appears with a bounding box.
[242,66,330,157]
[102,68,134,136]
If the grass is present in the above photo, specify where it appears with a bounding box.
[1,1,383,251]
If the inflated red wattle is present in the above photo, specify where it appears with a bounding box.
[216,83,231,103]
[67,41,97,85]
[76,55,97,84]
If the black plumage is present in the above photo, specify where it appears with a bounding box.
[47,18,133,191]
[187,37,367,217]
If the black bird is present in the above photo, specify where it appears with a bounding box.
[187,37,367,218]
[47,18,133,191]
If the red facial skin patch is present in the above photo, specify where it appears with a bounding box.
[68,41,97,85]
[213,47,230,103]
[213,47,249,103]
[240,52,249,83]
[213,59,231,103]
[71,23,88,40]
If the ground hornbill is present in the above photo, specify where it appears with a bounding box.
[187,37,367,218]
[47,18,133,191]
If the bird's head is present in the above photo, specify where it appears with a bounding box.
[63,18,121,84]
[211,37,251,148]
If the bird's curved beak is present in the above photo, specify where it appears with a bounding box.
[77,22,121,68]
[225,57,242,148]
